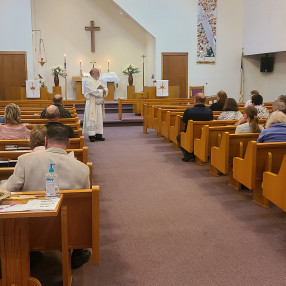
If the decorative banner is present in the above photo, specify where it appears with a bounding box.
[156,80,169,97]
[26,80,40,98]
[197,0,217,63]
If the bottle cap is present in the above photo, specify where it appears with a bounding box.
[49,163,55,173]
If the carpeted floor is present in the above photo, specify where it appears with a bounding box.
[34,126,286,285]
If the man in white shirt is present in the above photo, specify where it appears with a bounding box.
[83,68,108,142]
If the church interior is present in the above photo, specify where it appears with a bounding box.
[1,0,286,285]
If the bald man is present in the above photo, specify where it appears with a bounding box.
[177,93,213,162]
[45,105,75,138]
[40,94,72,119]
[83,68,108,142]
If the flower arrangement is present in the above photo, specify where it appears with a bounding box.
[122,64,140,75]
[51,65,64,77]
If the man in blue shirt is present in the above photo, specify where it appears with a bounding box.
[177,93,213,161]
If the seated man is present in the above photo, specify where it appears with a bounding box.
[45,105,75,138]
[0,124,91,269]
[40,94,72,119]
[177,93,213,162]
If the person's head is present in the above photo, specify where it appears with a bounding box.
[46,105,60,121]
[244,107,261,133]
[194,93,206,105]
[4,103,21,125]
[251,94,263,106]
[250,90,259,98]
[277,94,286,105]
[53,94,63,105]
[216,90,227,105]
[90,68,100,80]
[30,125,47,150]
[265,111,286,128]
[223,98,238,111]
[272,100,286,112]
[45,124,70,149]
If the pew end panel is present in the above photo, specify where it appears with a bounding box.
[263,154,286,211]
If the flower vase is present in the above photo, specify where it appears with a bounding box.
[54,75,59,86]
[128,74,133,86]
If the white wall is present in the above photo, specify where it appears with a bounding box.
[31,0,155,99]
[113,0,244,99]
[242,0,286,102]
[243,53,286,102]
[243,0,286,56]
[0,0,34,79]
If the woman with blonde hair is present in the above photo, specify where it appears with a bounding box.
[210,90,227,111]
[0,103,30,139]
[217,98,243,120]
[29,125,47,152]
[235,107,264,134]
[257,111,286,143]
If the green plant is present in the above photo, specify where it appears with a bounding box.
[122,64,140,75]
[51,65,64,77]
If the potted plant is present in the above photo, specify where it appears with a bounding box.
[122,64,140,86]
[51,65,64,86]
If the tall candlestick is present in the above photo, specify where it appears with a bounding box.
[64,54,67,69]
[108,60,110,73]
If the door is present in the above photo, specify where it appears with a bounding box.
[161,52,188,98]
[0,51,27,100]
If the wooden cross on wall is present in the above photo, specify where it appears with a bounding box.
[85,20,100,53]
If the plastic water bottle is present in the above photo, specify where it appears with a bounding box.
[45,163,59,197]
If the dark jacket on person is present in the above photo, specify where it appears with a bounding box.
[183,104,213,131]
[209,102,224,111]
[41,104,72,119]
[45,122,75,138]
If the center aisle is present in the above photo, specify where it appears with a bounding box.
[73,126,286,286]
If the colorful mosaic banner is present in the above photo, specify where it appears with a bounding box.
[197,0,217,63]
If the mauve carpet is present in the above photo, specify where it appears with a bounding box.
[33,126,286,286]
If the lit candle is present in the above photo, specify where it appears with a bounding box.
[80,60,82,69]
[64,54,67,69]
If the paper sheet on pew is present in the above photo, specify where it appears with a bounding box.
[0,197,60,212]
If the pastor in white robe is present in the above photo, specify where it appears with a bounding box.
[83,77,108,136]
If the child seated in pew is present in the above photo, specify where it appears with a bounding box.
[257,111,286,143]
[217,98,243,120]
[0,103,30,140]
[235,107,264,134]
[30,125,47,152]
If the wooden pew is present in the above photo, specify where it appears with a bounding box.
[0,186,99,286]
[180,120,238,154]
[262,154,286,211]
[210,132,259,177]
[194,125,237,164]
[0,147,88,164]
[194,119,266,165]
[21,117,79,125]
[25,122,81,132]
[0,136,85,151]
[170,114,185,146]
[233,141,286,207]
[160,110,186,140]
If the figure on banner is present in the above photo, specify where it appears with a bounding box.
[83,68,108,142]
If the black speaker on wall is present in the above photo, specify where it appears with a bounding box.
[260,56,274,72]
